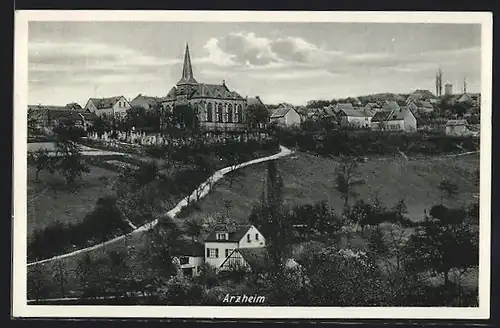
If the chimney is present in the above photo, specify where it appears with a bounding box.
[222,80,226,86]
[256,96,260,99]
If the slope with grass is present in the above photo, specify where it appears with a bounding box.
[185,151,479,227]
[27,165,118,241]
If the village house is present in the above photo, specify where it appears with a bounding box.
[406,89,437,103]
[171,239,205,277]
[363,102,382,112]
[162,44,247,131]
[406,99,435,114]
[445,119,472,136]
[129,94,163,111]
[270,103,302,127]
[28,104,97,131]
[84,95,131,119]
[204,224,266,270]
[335,106,375,128]
[371,104,418,132]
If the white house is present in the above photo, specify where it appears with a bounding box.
[371,105,417,132]
[445,119,471,136]
[270,103,301,126]
[84,96,131,119]
[336,107,375,128]
[204,224,266,269]
[171,239,205,277]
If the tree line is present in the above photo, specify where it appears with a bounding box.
[271,125,479,157]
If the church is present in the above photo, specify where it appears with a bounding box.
[162,44,248,131]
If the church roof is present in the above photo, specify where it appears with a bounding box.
[176,43,198,85]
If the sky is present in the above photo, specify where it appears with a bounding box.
[28,22,482,106]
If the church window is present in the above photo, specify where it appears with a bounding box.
[217,104,223,123]
[207,103,213,122]
[227,104,233,123]
[236,104,243,123]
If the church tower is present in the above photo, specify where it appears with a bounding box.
[177,43,198,86]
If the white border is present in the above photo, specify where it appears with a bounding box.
[12,10,492,319]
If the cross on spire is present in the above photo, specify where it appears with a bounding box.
[177,43,198,85]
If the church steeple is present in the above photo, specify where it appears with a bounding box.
[177,43,198,85]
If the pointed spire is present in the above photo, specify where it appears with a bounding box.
[177,43,198,85]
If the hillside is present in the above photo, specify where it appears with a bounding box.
[185,151,479,225]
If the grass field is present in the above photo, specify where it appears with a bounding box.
[27,165,118,241]
[185,151,479,226]
[27,150,480,298]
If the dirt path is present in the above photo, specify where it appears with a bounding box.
[27,145,293,267]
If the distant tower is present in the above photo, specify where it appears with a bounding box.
[445,83,453,96]
[435,68,443,97]
[463,76,467,94]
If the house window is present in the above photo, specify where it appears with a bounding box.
[216,233,228,241]
[247,234,251,242]
[227,104,233,123]
[207,248,218,258]
[255,233,259,240]
[179,256,189,265]
[207,103,213,122]
[225,248,234,258]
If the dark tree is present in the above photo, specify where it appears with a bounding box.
[405,204,479,286]
[438,178,460,204]
[334,156,365,208]
[246,103,269,130]
[27,149,56,181]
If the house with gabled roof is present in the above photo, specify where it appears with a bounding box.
[406,99,435,114]
[130,94,163,111]
[204,224,266,269]
[371,104,417,132]
[270,103,301,127]
[84,95,131,118]
[28,104,97,130]
[336,107,375,128]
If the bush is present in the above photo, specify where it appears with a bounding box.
[271,127,479,157]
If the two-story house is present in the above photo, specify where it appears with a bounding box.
[84,96,131,119]
[204,224,266,269]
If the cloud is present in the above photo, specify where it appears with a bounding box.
[28,41,180,81]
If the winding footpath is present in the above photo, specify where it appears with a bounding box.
[27,145,293,267]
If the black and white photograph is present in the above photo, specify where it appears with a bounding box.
[12,10,492,319]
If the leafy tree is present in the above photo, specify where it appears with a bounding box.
[27,149,56,181]
[27,264,51,301]
[183,219,203,241]
[404,204,479,286]
[172,104,199,130]
[334,156,365,208]
[53,261,68,298]
[438,178,460,204]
